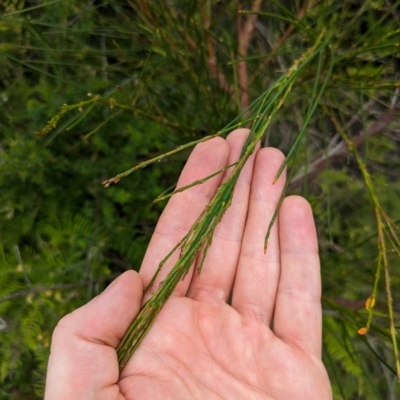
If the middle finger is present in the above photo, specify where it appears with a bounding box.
[231,147,286,325]
[187,129,260,303]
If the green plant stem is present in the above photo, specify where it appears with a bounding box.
[154,162,238,203]
[116,34,329,371]
[328,112,400,384]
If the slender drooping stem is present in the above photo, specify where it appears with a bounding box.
[116,36,328,371]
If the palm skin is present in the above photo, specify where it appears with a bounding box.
[120,298,331,399]
[45,130,332,399]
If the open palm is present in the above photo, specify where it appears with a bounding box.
[45,130,332,399]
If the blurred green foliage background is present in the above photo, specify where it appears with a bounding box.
[0,0,399,398]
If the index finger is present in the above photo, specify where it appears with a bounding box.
[139,136,229,300]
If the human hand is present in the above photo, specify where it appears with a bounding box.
[45,129,332,399]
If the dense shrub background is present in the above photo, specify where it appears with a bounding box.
[0,1,399,398]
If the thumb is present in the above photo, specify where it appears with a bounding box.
[45,270,143,400]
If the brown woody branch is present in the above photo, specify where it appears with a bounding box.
[289,109,400,189]
[262,0,310,69]
[237,0,263,110]
[200,4,235,97]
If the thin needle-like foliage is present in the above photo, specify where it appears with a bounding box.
[1,0,400,397]
[116,36,329,368]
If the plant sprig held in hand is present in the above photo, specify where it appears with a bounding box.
[115,33,330,372]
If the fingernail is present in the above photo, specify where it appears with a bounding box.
[103,275,121,293]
